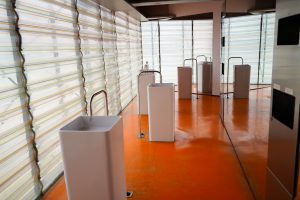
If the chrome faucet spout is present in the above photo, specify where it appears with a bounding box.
[226,57,244,98]
[195,55,207,62]
[90,90,109,117]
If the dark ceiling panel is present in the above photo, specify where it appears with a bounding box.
[125,0,276,20]
[136,5,170,18]
[169,12,252,20]
[171,12,213,20]
[254,0,276,10]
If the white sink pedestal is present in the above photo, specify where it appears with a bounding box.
[178,67,192,99]
[59,116,126,200]
[197,61,212,94]
[147,83,175,142]
[234,65,251,99]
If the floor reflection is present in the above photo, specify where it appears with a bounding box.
[232,99,250,131]
[224,87,271,200]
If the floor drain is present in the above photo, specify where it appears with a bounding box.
[139,133,145,138]
[126,191,133,198]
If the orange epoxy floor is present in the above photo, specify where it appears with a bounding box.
[43,94,254,200]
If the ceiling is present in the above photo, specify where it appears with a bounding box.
[125,0,276,21]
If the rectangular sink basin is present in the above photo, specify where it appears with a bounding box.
[59,116,126,200]
[61,116,120,132]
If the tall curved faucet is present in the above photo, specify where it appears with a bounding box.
[226,57,244,98]
[90,90,109,116]
[183,58,199,99]
[195,55,207,62]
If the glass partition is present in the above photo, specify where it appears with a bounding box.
[141,20,213,84]
[222,13,275,200]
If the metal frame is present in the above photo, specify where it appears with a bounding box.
[226,57,244,98]
[183,58,199,99]
[137,70,162,138]
[90,90,109,116]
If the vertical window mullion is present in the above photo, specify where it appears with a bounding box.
[261,14,268,83]
[158,21,161,72]
[112,13,122,112]
[129,16,134,98]
[17,0,86,190]
[115,12,133,109]
[98,5,108,95]
[72,0,88,115]
[257,14,263,84]
[10,0,43,197]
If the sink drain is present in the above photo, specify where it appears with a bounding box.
[126,191,133,198]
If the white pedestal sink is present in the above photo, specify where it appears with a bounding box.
[197,61,212,94]
[147,83,175,142]
[234,65,251,99]
[177,67,192,99]
[59,116,126,200]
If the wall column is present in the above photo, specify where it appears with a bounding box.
[212,9,222,96]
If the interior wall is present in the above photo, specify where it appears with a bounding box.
[212,10,222,95]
